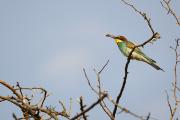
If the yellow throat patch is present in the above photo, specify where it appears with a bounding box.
[115,39,122,44]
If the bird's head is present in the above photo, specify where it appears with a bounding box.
[106,34,128,44]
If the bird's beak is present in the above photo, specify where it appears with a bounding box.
[105,34,116,39]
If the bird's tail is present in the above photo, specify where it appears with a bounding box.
[147,62,165,72]
[142,54,164,71]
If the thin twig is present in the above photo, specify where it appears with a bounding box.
[167,39,180,120]
[16,82,23,97]
[99,60,109,74]
[79,96,88,120]
[160,0,180,25]
[122,0,156,34]
[95,61,115,120]
[166,91,173,118]
[83,68,98,94]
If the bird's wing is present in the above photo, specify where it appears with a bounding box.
[125,40,141,52]
[126,41,156,63]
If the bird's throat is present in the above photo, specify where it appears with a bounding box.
[115,39,122,44]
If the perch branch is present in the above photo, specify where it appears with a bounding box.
[112,0,160,117]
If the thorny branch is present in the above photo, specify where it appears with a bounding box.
[161,0,180,26]
[113,0,161,117]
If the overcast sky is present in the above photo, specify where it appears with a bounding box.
[0,0,180,120]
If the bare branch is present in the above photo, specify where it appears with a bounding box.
[70,93,107,120]
[84,61,115,120]
[83,68,98,94]
[167,39,180,120]
[79,96,88,120]
[0,80,70,120]
[94,62,115,120]
[122,0,158,35]
[0,80,22,99]
[166,91,173,117]
[146,113,150,120]
[16,82,23,97]
[98,60,109,74]
[161,0,180,26]
[14,86,49,109]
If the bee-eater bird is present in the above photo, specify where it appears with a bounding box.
[106,34,164,71]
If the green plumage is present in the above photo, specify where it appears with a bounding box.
[106,34,164,71]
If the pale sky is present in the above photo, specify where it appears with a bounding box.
[0,0,180,120]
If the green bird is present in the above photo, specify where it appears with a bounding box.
[106,34,164,71]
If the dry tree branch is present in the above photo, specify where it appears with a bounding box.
[121,0,160,35]
[83,60,115,120]
[0,80,22,99]
[166,91,173,117]
[117,107,149,120]
[14,86,48,108]
[83,68,98,95]
[94,61,115,120]
[167,39,180,120]
[0,80,29,119]
[70,93,108,120]
[79,96,88,120]
[16,82,23,97]
[146,113,151,120]
[99,60,110,74]
[0,95,42,120]
[112,0,160,117]
[83,61,154,120]
[14,83,50,118]
[0,80,70,120]
[59,99,72,118]
[99,100,114,120]
[109,96,156,120]
[171,39,180,102]
[160,0,180,26]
